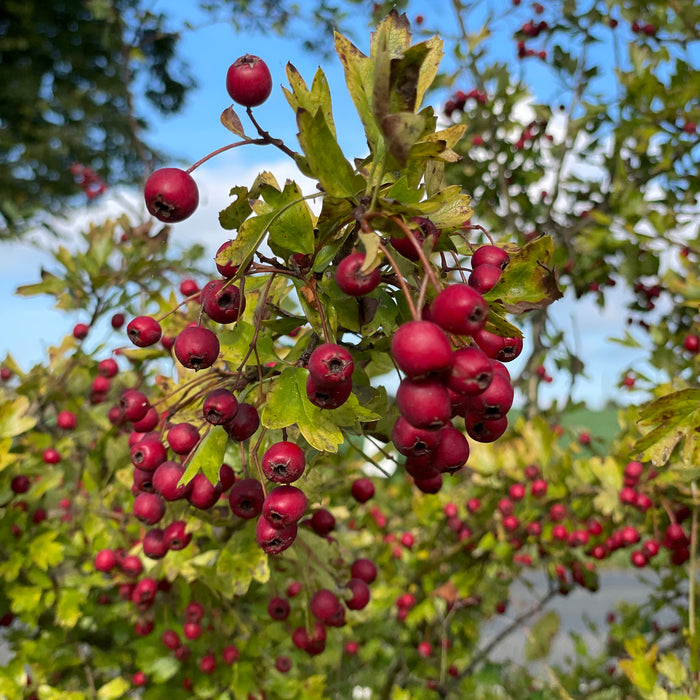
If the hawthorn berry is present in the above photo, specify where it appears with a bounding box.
[226,54,273,107]
[144,167,199,223]
[174,325,220,370]
[127,316,162,347]
[335,252,381,296]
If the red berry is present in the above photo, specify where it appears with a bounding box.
[179,278,200,297]
[468,264,502,293]
[73,323,89,340]
[268,597,291,620]
[396,377,451,429]
[173,326,220,371]
[389,217,440,261]
[224,402,260,441]
[262,485,308,528]
[391,320,453,378]
[203,388,239,425]
[55,410,76,431]
[472,245,510,270]
[164,520,191,550]
[97,358,119,378]
[335,252,381,296]
[275,655,292,673]
[166,422,200,455]
[229,478,265,519]
[43,448,61,464]
[94,549,117,572]
[306,374,353,409]
[144,168,199,223]
[255,516,297,554]
[345,578,371,610]
[202,279,245,324]
[310,508,336,536]
[187,473,222,510]
[351,477,375,503]
[472,328,523,362]
[226,54,273,108]
[430,284,489,336]
[261,441,306,484]
[127,316,162,347]
[307,343,354,388]
[133,492,165,525]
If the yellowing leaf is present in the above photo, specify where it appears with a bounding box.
[56,589,82,628]
[215,533,269,597]
[525,610,560,661]
[0,437,16,473]
[29,531,64,571]
[634,388,700,467]
[97,677,131,699]
[178,426,228,488]
[0,397,36,439]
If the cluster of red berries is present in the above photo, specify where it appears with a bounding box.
[631,21,657,37]
[69,163,107,200]
[444,88,487,118]
[390,245,522,493]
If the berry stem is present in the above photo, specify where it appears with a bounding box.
[388,215,442,293]
[186,140,251,173]
[346,438,392,478]
[245,107,298,160]
[251,427,268,499]
[376,241,419,321]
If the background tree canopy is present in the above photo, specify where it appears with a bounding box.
[0,0,385,239]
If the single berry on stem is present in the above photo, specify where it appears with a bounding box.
[144,168,199,223]
[226,55,273,108]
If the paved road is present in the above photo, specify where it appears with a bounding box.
[482,569,679,669]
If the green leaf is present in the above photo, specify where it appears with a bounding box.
[56,588,82,628]
[657,652,687,687]
[420,185,473,229]
[283,64,336,139]
[218,321,278,367]
[381,112,427,167]
[219,211,275,271]
[140,655,180,683]
[633,388,700,467]
[258,181,315,257]
[179,426,228,487]
[484,236,563,312]
[29,531,64,571]
[215,532,270,597]
[97,677,131,699]
[9,585,42,615]
[334,31,380,151]
[0,437,16,473]
[219,186,253,231]
[261,367,380,453]
[15,270,66,298]
[0,396,37,439]
[296,108,360,198]
[525,610,560,661]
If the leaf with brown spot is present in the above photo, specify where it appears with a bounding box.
[484,236,563,313]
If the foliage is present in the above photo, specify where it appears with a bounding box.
[0,4,699,700]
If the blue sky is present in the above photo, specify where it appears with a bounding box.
[0,0,671,409]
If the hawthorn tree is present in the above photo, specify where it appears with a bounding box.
[0,5,699,700]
